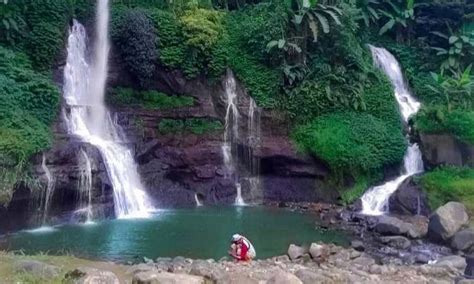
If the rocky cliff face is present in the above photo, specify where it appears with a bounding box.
[0,50,335,232]
[110,61,334,208]
[419,134,474,168]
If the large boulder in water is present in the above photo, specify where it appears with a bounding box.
[428,202,469,242]
[388,177,430,216]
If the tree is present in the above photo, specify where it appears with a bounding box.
[112,9,158,87]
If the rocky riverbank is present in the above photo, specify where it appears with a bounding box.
[1,241,470,284]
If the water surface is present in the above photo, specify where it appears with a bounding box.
[2,207,349,261]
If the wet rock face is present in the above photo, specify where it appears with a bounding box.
[388,177,431,216]
[419,134,474,168]
[109,66,333,207]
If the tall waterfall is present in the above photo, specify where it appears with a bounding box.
[40,154,55,224]
[222,71,246,206]
[62,2,152,218]
[78,149,93,222]
[361,46,424,216]
[246,98,262,203]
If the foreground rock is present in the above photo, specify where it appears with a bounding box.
[373,215,427,239]
[65,267,120,284]
[133,271,205,284]
[451,229,474,253]
[15,260,61,279]
[1,243,466,284]
[428,202,469,242]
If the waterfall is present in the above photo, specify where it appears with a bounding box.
[247,98,262,204]
[222,71,246,206]
[78,149,93,222]
[194,194,203,207]
[361,46,424,216]
[62,2,152,219]
[40,154,55,225]
[235,183,245,206]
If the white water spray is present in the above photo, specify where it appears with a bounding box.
[40,154,55,224]
[78,149,93,222]
[63,3,152,218]
[361,46,424,216]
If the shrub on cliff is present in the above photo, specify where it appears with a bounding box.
[419,167,474,215]
[293,112,406,180]
[0,47,59,166]
[112,9,158,87]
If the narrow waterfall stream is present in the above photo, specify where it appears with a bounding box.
[78,149,93,223]
[40,154,55,225]
[194,194,203,207]
[62,1,152,218]
[247,98,262,203]
[361,46,424,216]
[222,71,246,206]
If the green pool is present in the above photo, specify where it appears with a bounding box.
[2,206,349,261]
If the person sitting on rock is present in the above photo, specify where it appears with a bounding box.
[229,234,256,262]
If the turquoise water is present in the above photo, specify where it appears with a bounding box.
[2,207,349,261]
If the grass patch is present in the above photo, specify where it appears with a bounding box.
[158,118,223,135]
[108,88,194,109]
[418,167,474,215]
[340,176,370,205]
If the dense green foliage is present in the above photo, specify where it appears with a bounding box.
[158,118,223,135]
[294,112,406,179]
[1,0,473,203]
[419,167,474,215]
[112,9,158,87]
[109,88,194,109]
[0,47,59,166]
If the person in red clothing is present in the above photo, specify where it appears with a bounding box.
[228,234,256,261]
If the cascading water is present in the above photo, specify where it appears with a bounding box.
[222,71,246,206]
[77,149,93,222]
[194,194,203,207]
[40,154,55,225]
[62,1,152,218]
[361,46,424,215]
[246,98,262,203]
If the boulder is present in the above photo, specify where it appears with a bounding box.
[189,259,225,282]
[373,216,410,235]
[295,269,331,284]
[133,271,205,284]
[433,255,467,271]
[266,271,303,284]
[380,236,411,249]
[15,260,60,279]
[451,229,474,253]
[309,243,329,258]
[428,202,469,242]
[388,177,430,216]
[288,244,308,261]
[351,240,365,252]
[419,133,474,168]
[65,267,119,284]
